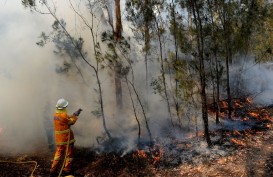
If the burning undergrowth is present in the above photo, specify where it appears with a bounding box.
[74,95,273,176]
[0,97,272,176]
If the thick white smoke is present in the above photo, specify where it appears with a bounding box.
[0,0,168,153]
[0,0,103,153]
[230,59,273,106]
[3,1,272,155]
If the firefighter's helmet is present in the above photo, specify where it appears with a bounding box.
[56,98,69,109]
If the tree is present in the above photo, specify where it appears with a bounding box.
[22,0,113,140]
[103,0,124,110]
[188,0,212,147]
[125,0,154,91]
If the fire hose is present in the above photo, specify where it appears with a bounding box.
[58,128,71,177]
[0,109,81,177]
[58,109,82,177]
[0,160,38,177]
[0,131,71,177]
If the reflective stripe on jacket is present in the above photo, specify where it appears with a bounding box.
[53,109,78,145]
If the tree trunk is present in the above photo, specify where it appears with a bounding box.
[144,0,150,90]
[208,0,220,124]
[191,0,212,147]
[221,2,232,120]
[226,48,232,119]
[155,17,174,127]
[114,0,123,110]
[115,0,122,42]
[171,0,181,125]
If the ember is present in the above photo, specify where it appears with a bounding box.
[134,149,148,159]
[248,111,260,119]
[133,144,163,165]
[230,138,246,146]
[150,144,163,165]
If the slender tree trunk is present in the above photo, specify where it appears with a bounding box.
[214,2,221,124]
[142,0,151,114]
[171,0,181,125]
[226,48,232,119]
[155,18,174,127]
[221,6,232,119]
[115,0,122,42]
[208,0,220,124]
[124,53,153,144]
[191,0,212,147]
[114,0,123,110]
[96,70,112,139]
[215,51,220,124]
[44,1,113,139]
[129,80,153,143]
[126,77,141,144]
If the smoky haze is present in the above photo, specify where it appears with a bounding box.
[230,59,273,105]
[1,0,273,154]
[0,0,158,153]
[0,0,102,153]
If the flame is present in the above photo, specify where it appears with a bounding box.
[230,138,246,146]
[133,145,163,165]
[135,149,148,159]
[246,97,253,104]
[151,145,163,164]
[234,99,243,108]
[185,131,204,139]
[219,101,228,109]
[232,130,241,136]
[242,117,249,121]
[248,111,260,118]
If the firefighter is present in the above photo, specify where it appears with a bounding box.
[50,98,82,177]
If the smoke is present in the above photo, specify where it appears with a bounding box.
[230,59,273,106]
[4,0,273,155]
[0,0,148,153]
[0,0,102,153]
[0,0,198,154]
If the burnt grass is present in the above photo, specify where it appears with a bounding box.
[0,126,272,177]
[0,148,155,177]
[0,103,273,177]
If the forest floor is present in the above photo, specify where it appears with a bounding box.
[0,104,273,177]
[157,127,273,177]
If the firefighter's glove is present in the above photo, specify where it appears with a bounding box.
[73,108,82,116]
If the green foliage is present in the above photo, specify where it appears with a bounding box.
[253,18,273,62]
[171,55,197,101]
[21,0,35,8]
[151,77,163,95]
[91,109,102,119]
[168,3,191,53]
[125,0,163,52]
[36,19,88,74]
[55,61,71,73]
[36,32,49,47]
[101,29,131,77]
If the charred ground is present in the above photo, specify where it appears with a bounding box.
[0,98,273,177]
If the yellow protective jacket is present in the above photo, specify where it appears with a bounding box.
[53,109,78,145]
